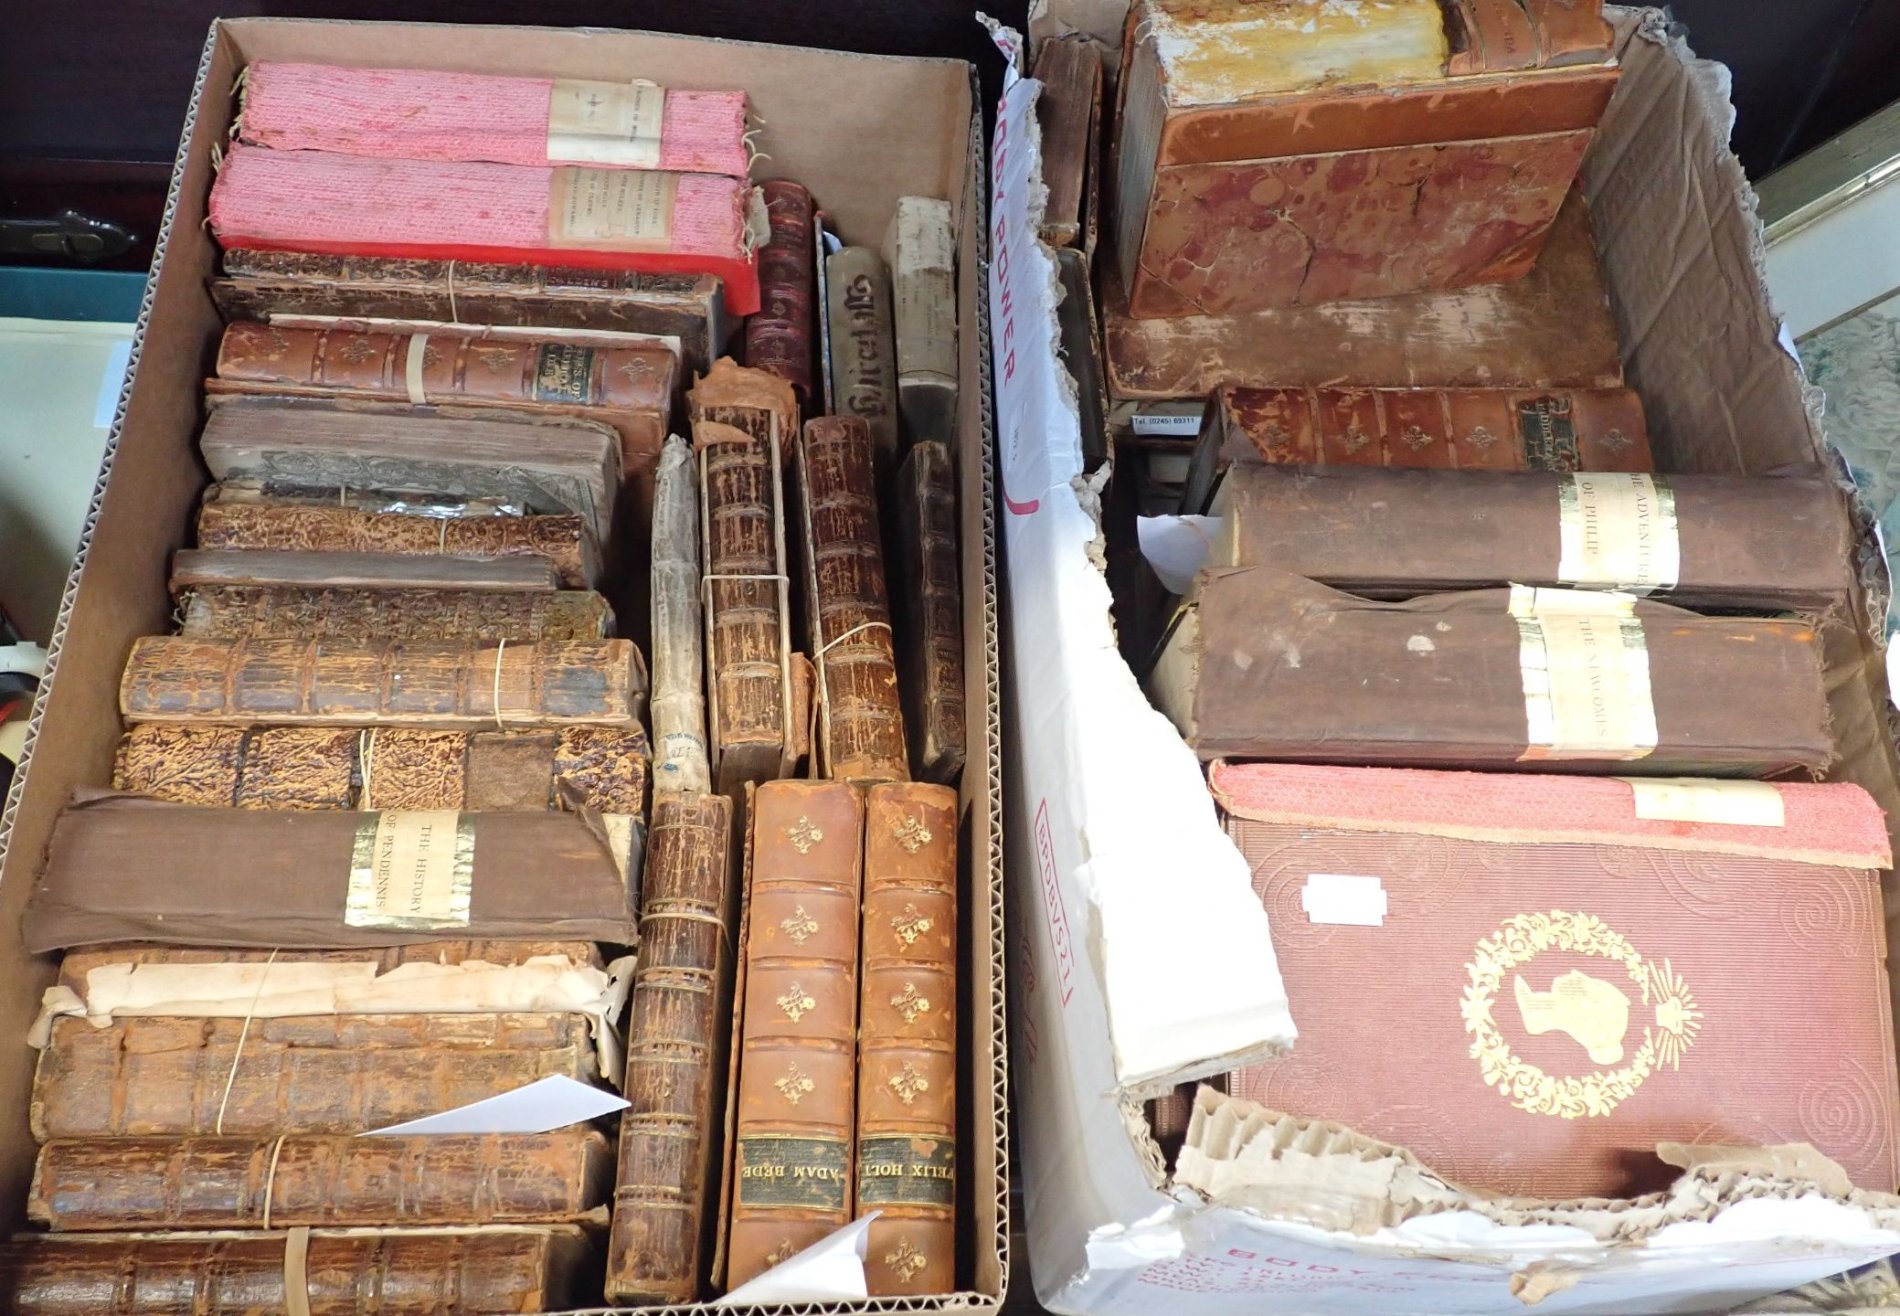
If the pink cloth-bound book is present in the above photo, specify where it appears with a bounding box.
[209,144,763,316]
[239,62,751,178]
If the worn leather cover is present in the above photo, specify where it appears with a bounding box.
[32,1012,596,1138]
[1447,0,1614,74]
[691,360,798,794]
[179,587,609,643]
[1103,187,1622,406]
[1182,383,1652,513]
[23,792,640,951]
[650,436,713,796]
[214,249,729,376]
[727,781,865,1289]
[825,247,901,468]
[195,485,599,589]
[746,181,818,410]
[1033,36,1102,250]
[858,782,958,1295]
[29,1130,611,1230]
[883,198,959,447]
[119,636,645,729]
[608,791,737,1303]
[797,416,909,786]
[1153,574,1833,776]
[0,1226,593,1315]
[1214,465,1855,610]
[1210,761,1898,1198]
[890,441,966,784]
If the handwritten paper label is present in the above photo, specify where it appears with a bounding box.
[549,168,677,251]
[1511,587,1657,762]
[1557,473,1681,592]
[345,810,474,930]
[547,78,665,168]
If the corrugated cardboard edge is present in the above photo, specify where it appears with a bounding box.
[0,21,1007,1316]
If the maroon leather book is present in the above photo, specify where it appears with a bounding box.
[746,180,818,410]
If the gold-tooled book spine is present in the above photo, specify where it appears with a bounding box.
[725,780,864,1289]
[606,791,737,1303]
[856,782,959,1295]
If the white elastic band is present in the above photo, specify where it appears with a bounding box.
[404,333,429,405]
[214,946,280,1135]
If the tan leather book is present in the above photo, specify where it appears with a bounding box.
[1033,35,1103,250]
[882,199,958,447]
[29,1130,612,1230]
[113,724,648,812]
[726,781,865,1289]
[119,636,645,729]
[32,1012,597,1139]
[796,416,909,786]
[195,484,600,589]
[825,247,900,467]
[691,360,799,794]
[607,791,737,1303]
[0,1227,594,1315]
[857,782,958,1295]
[890,441,966,784]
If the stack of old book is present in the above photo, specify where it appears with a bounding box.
[10,59,973,1313]
[1049,0,1900,1199]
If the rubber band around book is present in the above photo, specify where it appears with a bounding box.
[261,1133,288,1230]
[492,640,509,733]
[214,946,280,1135]
[358,729,377,809]
[811,621,893,779]
[404,333,430,405]
[284,1225,312,1316]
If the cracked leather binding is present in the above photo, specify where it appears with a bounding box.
[824,247,899,468]
[746,181,818,411]
[890,441,966,784]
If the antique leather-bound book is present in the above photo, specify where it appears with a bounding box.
[857,782,958,1295]
[24,792,640,952]
[0,1227,595,1315]
[691,360,798,793]
[650,435,712,795]
[727,780,865,1289]
[119,636,645,729]
[210,142,765,315]
[1034,35,1103,249]
[891,441,967,784]
[1211,466,1855,611]
[1208,762,1899,1197]
[237,62,750,176]
[607,791,737,1302]
[797,417,909,785]
[113,724,648,812]
[1111,0,1616,316]
[30,1130,612,1230]
[214,250,729,375]
[195,484,600,588]
[882,198,958,445]
[198,395,623,545]
[170,548,561,593]
[178,586,610,643]
[825,247,900,467]
[1151,576,1834,776]
[53,939,604,994]
[1180,384,1653,513]
[32,1012,597,1138]
[746,181,818,410]
[1103,188,1623,425]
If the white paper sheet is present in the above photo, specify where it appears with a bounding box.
[714,1214,876,1306]
[1136,514,1220,594]
[362,1075,628,1136]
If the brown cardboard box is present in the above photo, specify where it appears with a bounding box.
[0,19,1005,1313]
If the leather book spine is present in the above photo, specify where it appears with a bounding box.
[727,780,865,1289]
[607,791,737,1303]
[824,247,900,469]
[29,1130,611,1230]
[746,181,818,410]
[881,199,958,446]
[32,1013,597,1139]
[216,322,676,413]
[118,636,646,729]
[194,496,597,589]
[651,435,712,795]
[690,360,799,794]
[857,782,959,1295]
[178,587,608,643]
[1032,37,1102,248]
[796,416,910,786]
[0,1228,590,1316]
[1520,0,1614,65]
[892,442,967,783]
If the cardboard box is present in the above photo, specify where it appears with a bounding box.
[992,10,1900,1314]
[0,18,1008,1313]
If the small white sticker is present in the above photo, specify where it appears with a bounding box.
[1301,874,1387,926]
[1621,777,1787,827]
[1130,413,1202,437]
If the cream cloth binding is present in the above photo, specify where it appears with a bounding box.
[214,946,280,1135]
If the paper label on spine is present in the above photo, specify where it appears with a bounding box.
[1557,473,1680,592]
[1510,587,1657,762]
[547,79,665,168]
[549,168,677,251]
[736,1135,850,1211]
[345,810,474,929]
[1621,777,1786,827]
[858,1134,956,1207]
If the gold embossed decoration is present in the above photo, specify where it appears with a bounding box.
[888,1062,929,1106]
[775,1063,815,1106]
[777,984,817,1023]
[765,1239,798,1268]
[788,816,824,854]
[891,982,931,1025]
[780,905,820,945]
[1601,428,1634,452]
[338,335,379,365]
[476,346,517,373]
[1465,424,1500,451]
[892,814,933,854]
[886,1237,928,1284]
[1462,911,1702,1119]
[891,903,934,946]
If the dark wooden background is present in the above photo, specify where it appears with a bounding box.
[3,0,1896,271]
